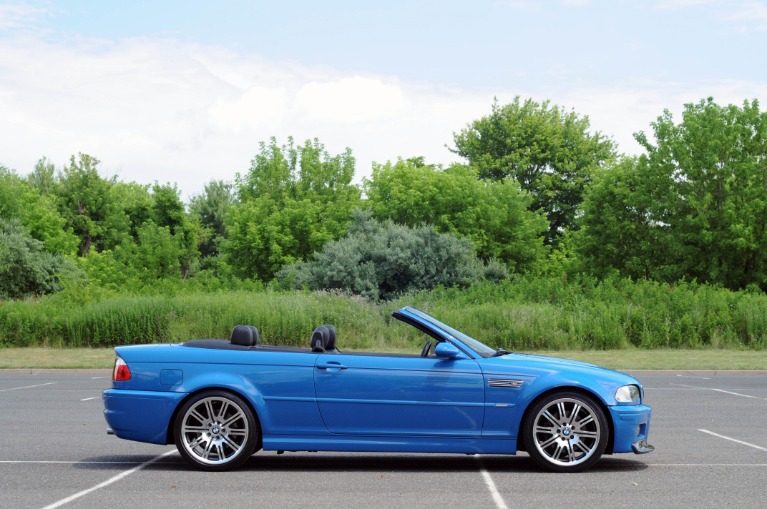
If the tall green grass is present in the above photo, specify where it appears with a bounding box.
[1,277,766,350]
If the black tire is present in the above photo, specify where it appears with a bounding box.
[174,390,259,471]
[522,391,608,473]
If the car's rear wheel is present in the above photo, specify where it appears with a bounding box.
[174,390,259,471]
[522,391,608,473]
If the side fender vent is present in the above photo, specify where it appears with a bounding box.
[488,379,524,388]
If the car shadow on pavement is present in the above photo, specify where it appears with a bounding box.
[74,452,648,474]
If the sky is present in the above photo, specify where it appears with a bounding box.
[1,0,766,201]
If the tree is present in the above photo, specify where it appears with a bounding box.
[452,97,616,245]
[0,166,78,256]
[226,137,362,280]
[55,153,115,256]
[576,157,683,281]
[0,219,79,300]
[189,180,235,260]
[150,183,198,278]
[26,158,56,196]
[277,211,507,300]
[364,158,548,272]
[578,98,767,291]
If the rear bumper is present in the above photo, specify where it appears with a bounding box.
[609,404,653,454]
[103,389,186,445]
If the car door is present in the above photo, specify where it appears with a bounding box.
[313,353,484,437]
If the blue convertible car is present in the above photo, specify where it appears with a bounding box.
[103,306,653,473]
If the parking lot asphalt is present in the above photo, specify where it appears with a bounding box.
[1,370,765,509]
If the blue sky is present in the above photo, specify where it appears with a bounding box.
[1,0,765,199]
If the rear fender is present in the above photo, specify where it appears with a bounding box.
[166,372,265,444]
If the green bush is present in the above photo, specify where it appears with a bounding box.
[277,211,507,300]
[1,276,765,350]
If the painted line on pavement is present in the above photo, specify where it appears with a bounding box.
[476,456,508,509]
[671,383,766,400]
[40,450,177,509]
[0,382,56,392]
[698,429,767,452]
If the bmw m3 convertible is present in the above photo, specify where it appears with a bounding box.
[103,306,653,472]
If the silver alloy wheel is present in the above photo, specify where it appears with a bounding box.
[179,396,250,466]
[531,397,601,467]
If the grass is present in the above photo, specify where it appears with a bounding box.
[0,347,765,370]
[0,348,116,369]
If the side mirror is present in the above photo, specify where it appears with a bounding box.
[434,342,464,360]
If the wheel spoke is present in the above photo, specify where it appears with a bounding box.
[565,441,576,462]
[552,443,567,461]
[190,408,207,424]
[574,441,592,455]
[217,401,231,421]
[204,400,216,421]
[538,435,560,449]
[556,402,566,420]
[189,435,207,448]
[542,410,560,427]
[222,413,243,428]
[567,403,581,425]
[221,434,242,452]
[201,438,215,459]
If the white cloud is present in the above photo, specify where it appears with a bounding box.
[559,79,767,154]
[296,76,407,124]
[654,0,718,10]
[209,86,290,134]
[727,0,767,30]
[0,33,480,198]
[1,28,765,201]
[0,3,50,30]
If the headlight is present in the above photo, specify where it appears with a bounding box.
[615,385,641,404]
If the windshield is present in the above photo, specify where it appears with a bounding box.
[406,307,497,358]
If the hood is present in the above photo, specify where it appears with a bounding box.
[479,352,639,387]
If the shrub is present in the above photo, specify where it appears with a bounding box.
[277,211,508,300]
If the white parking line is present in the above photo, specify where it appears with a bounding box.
[80,397,99,401]
[476,456,508,509]
[0,460,163,465]
[0,382,56,392]
[648,463,767,467]
[709,388,764,400]
[671,384,766,400]
[699,429,767,452]
[40,450,176,509]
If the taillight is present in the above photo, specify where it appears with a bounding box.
[113,357,131,381]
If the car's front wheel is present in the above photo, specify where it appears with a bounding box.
[174,390,259,471]
[522,391,608,473]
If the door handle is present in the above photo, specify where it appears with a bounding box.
[316,362,347,371]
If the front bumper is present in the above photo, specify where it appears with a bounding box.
[632,439,655,454]
[609,404,653,454]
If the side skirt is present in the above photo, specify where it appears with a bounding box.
[262,435,517,455]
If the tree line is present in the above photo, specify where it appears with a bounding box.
[2,96,766,301]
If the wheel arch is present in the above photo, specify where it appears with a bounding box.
[517,386,615,454]
[166,386,263,451]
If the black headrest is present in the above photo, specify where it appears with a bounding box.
[311,326,329,352]
[322,324,337,351]
[231,325,259,347]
